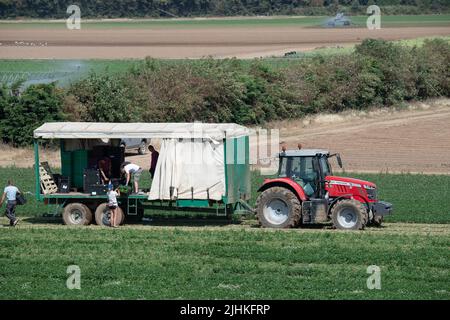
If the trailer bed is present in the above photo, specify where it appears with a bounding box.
[43,192,149,200]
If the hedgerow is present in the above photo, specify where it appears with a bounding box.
[0,39,448,146]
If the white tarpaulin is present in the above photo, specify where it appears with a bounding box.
[149,138,225,201]
[34,122,248,140]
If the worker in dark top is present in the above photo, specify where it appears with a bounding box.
[148,145,159,179]
[98,158,112,184]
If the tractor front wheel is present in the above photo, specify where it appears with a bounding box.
[331,199,367,230]
[255,187,301,228]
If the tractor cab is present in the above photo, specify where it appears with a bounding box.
[278,149,339,199]
[256,149,392,230]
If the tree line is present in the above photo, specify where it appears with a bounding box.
[1,39,449,146]
[0,0,449,18]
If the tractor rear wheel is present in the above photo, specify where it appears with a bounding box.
[63,203,93,226]
[95,203,125,227]
[255,187,301,228]
[331,199,367,230]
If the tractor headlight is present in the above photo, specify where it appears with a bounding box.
[363,185,377,200]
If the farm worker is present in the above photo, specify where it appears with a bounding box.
[121,162,143,194]
[0,180,21,227]
[98,158,111,184]
[107,183,120,228]
[148,145,159,179]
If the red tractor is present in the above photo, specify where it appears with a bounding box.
[255,149,392,230]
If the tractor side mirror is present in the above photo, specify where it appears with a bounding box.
[337,154,343,168]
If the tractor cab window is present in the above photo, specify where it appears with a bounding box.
[280,156,318,197]
[320,156,332,177]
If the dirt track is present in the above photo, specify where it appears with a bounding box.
[1,26,449,58]
[276,99,450,174]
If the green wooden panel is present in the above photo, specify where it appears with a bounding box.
[225,136,250,204]
[72,150,89,189]
[61,151,72,178]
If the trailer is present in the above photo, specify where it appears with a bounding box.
[33,122,251,226]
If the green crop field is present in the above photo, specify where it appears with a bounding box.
[0,222,449,299]
[0,59,137,87]
[0,166,449,300]
[1,14,449,29]
[1,167,449,224]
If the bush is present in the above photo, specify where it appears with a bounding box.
[66,58,298,125]
[0,82,65,146]
[65,39,449,126]
[414,39,450,98]
[65,73,144,122]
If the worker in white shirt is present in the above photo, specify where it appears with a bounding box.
[121,162,143,194]
[0,180,21,227]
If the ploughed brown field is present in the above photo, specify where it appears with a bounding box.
[4,99,450,174]
[273,99,450,174]
[1,26,449,59]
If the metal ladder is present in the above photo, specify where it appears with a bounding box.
[127,198,139,216]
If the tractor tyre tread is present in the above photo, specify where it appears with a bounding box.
[255,187,301,229]
[331,199,367,230]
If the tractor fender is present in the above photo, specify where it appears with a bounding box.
[258,178,308,202]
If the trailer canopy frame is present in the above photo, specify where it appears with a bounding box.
[34,122,249,140]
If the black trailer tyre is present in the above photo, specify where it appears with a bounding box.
[95,203,125,226]
[63,203,93,226]
[255,187,301,228]
[331,199,367,230]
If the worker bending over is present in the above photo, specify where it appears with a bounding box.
[121,162,143,194]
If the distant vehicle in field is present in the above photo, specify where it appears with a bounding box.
[325,13,351,27]
[120,138,149,155]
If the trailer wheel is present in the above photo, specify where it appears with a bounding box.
[331,199,367,230]
[95,203,125,227]
[255,187,301,228]
[63,203,93,226]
